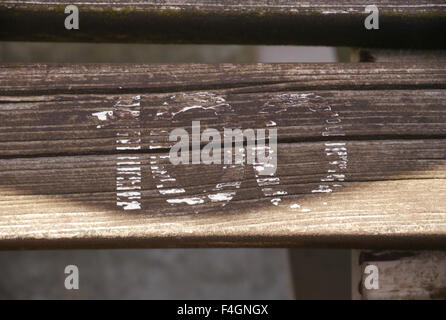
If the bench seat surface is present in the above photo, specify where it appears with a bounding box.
[0,62,445,249]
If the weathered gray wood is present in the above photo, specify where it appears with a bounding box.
[350,49,446,301]
[1,89,446,157]
[1,62,446,156]
[0,162,445,249]
[0,62,445,249]
[353,251,446,299]
[1,1,445,48]
[351,48,446,62]
[3,62,445,96]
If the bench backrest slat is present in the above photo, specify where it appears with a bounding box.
[1,0,446,48]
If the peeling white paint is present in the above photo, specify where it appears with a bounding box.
[116,146,141,150]
[151,92,243,207]
[208,192,236,202]
[167,197,205,205]
[113,95,143,210]
[116,201,141,210]
[159,188,186,195]
[303,93,348,195]
[92,110,113,121]
[157,92,232,120]
[266,120,277,127]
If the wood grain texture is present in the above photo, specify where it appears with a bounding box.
[1,1,445,48]
[0,62,445,249]
[354,251,446,299]
[2,62,446,95]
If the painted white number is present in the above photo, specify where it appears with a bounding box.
[364,264,379,290]
[64,265,79,290]
[64,5,79,30]
[364,5,379,30]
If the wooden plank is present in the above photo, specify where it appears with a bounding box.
[1,1,445,48]
[350,50,446,301]
[4,61,446,93]
[1,62,446,157]
[0,62,445,249]
[353,251,446,299]
[2,62,445,96]
[1,89,446,157]
[351,48,446,62]
[0,155,445,248]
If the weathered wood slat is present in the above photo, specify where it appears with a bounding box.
[1,166,445,248]
[351,49,446,63]
[1,89,446,157]
[353,251,446,299]
[2,62,445,95]
[1,1,445,48]
[1,62,445,157]
[1,140,444,197]
[0,62,445,249]
[350,48,446,301]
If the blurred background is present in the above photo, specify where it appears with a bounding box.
[0,43,351,299]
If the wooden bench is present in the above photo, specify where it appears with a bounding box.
[1,0,445,48]
[1,0,446,299]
